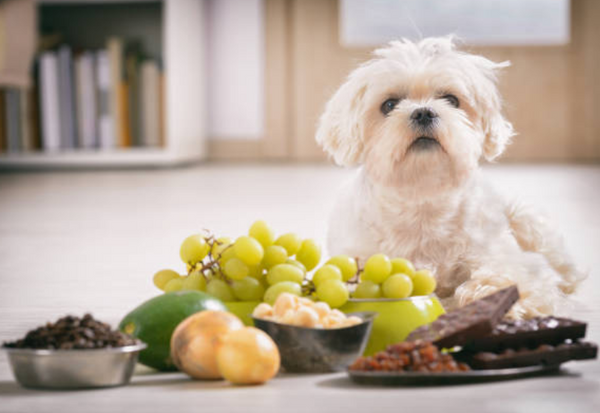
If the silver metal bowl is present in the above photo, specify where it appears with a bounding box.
[4,343,146,390]
[252,311,376,373]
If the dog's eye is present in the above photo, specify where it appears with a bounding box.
[442,94,459,108]
[381,98,400,116]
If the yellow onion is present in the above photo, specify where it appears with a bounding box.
[216,327,280,385]
[170,311,243,379]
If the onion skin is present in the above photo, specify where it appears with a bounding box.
[170,311,244,379]
[216,327,280,385]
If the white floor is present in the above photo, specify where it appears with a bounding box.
[0,163,599,412]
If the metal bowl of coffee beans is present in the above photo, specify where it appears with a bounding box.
[3,314,146,389]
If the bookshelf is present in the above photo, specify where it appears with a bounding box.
[0,0,206,169]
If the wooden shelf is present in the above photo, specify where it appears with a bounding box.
[0,147,202,169]
[0,0,207,170]
[37,1,159,4]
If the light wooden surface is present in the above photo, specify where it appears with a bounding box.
[0,164,599,412]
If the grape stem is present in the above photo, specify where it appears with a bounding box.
[302,280,316,296]
[187,233,233,284]
[345,256,363,285]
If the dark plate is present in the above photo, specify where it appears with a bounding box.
[347,364,562,386]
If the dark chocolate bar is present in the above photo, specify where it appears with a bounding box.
[464,341,598,369]
[463,317,587,353]
[405,285,519,349]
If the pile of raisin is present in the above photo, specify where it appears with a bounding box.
[349,340,470,373]
[3,313,139,350]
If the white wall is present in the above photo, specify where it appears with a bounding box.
[206,0,265,140]
[340,0,570,47]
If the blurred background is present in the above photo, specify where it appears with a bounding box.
[1,0,599,355]
[0,0,598,166]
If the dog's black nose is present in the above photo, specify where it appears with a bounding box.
[411,108,438,127]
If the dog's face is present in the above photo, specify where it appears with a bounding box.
[317,37,514,197]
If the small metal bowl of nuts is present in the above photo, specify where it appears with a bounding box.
[251,294,376,373]
[3,314,145,390]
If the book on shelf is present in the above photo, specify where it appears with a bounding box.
[57,46,77,149]
[159,72,165,147]
[140,60,161,147]
[0,88,36,153]
[26,87,41,151]
[1,33,165,155]
[74,52,98,149]
[19,88,33,151]
[96,49,114,150]
[0,91,4,152]
[4,88,20,153]
[39,52,61,152]
[108,37,131,148]
[125,43,142,147]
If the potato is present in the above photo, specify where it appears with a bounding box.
[216,327,280,385]
[170,311,244,379]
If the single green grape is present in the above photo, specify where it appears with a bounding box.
[390,258,416,278]
[182,271,207,291]
[362,253,392,284]
[247,265,265,280]
[312,264,342,287]
[285,258,307,274]
[223,257,249,280]
[326,255,358,281]
[382,273,413,299]
[262,245,288,270]
[274,233,302,256]
[153,269,180,290]
[316,279,349,308]
[211,237,232,258]
[295,239,321,271]
[231,277,265,301]
[352,281,382,299]
[248,220,275,248]
[411,269,437,296]
[206,279,236,302]
[180,234,210,265]
[266,264,304,285]
[219,247,236,265]
[163,277,184,293]
[263,281,301,305]
[234,236,264,266]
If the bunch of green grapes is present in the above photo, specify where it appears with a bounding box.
[152,221,322,305]
[307,254,435,307]
[152,221,437,309]
[350,254,437,299]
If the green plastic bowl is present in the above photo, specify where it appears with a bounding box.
[340,295,445,355]
[224,301,261,326]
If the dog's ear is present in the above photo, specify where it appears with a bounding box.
[482,110,515,161]
[316,64,372,166]
[468,56,515,161]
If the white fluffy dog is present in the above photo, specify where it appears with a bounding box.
[316,37,584,318]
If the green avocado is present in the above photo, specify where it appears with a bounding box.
[119,291,226,371]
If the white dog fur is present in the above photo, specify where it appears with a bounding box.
[316,37,584,318]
